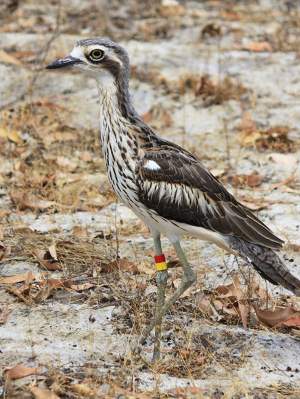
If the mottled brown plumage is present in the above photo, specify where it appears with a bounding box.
[137,145,283,249]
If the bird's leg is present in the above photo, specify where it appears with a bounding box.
[152,234,168,362]
[140,241,196,349]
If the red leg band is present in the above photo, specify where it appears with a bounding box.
[154,254,166,263]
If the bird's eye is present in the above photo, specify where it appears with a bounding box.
[89,49,104,62]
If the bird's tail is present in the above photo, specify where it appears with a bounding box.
[228,237,300,296]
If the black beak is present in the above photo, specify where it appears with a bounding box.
[46,56,82,69]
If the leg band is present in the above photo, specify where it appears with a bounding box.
[154,254,168,271]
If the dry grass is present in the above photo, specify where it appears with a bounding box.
[1,1,300,398]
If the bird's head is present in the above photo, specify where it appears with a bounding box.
[46,38,130,85]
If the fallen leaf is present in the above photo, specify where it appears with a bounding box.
[254,305,300,328]
[240,125,294,153]
[0,209,11,218]
[0,271,35,285]
[70,282,95,291]
[0,126,22,143]
[221,11,241,20]
[34,247,62,271]
[101,258,139,274]
[72,226,89,238]
[215,275,250,328]
[243,41,272,52]
[7,286,33,305]
[9,50,35,61]
[289,244,300,252]
[160,0,185,17]
[229,172,263,188]
[71,383,95,397]
[10,191,56,211]
[0,49,22,65]
[43,278,65,289]
[48,244,58,260]
[7,276,63,304]
[30,386,60,399]
[5,364,38,380]
[56,156,78,172]
[0,305,10,324]
[0,242,11,260]
[282,316,300,327]
[201,23,221,38]
[196,293,214,316]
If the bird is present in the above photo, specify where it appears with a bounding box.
[47,38,300,361]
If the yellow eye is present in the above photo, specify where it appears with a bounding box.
[89,49,104,62]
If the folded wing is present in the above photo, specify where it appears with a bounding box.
[136,146,283,249]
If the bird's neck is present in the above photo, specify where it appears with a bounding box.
[96,70,135,120]
[96,72,158,148]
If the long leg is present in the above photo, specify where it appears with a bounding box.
[140,240,196,348]
[152,232,168,361]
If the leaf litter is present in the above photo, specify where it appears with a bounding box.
[239,113,297,153]
[1,0,300,397]
[4,364,39,380]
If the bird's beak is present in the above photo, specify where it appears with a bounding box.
[46,55,82,69]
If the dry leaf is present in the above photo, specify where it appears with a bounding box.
[282,316,300,327]
[102,258,139,274]
[43,278,65,289]
[0,242,11,260]
[48,244,58,260]
[240,124,294,153]
[70,282,95,291]
[0,271,35,285]
[34,247,62,271]
[0,126,22,143]
[289,244,300,252]
[229,172,262,188]
[196,293,214,316]
[221,11,241,21]
[215,275,250,328]
[0,209,10,218]
[160,0,185,17]
[7,277,64,304]
[5,364,38,380]
[56,156,78,172]
[10,191,56,211]
[71,383,95,397]
[0,305,10,324]
[243,41,272,52]
[30,386,60,399]
[254,305,300,328]
[7,286,33,305]
[0,49,22,65]
[72,226,89,238]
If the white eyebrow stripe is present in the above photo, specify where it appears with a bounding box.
[144,160,161,171]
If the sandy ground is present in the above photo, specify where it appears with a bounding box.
[1,1,300,398]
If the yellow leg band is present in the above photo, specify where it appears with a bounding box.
[156,261,168,271]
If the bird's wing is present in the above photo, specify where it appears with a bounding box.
[136,146,283,249]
